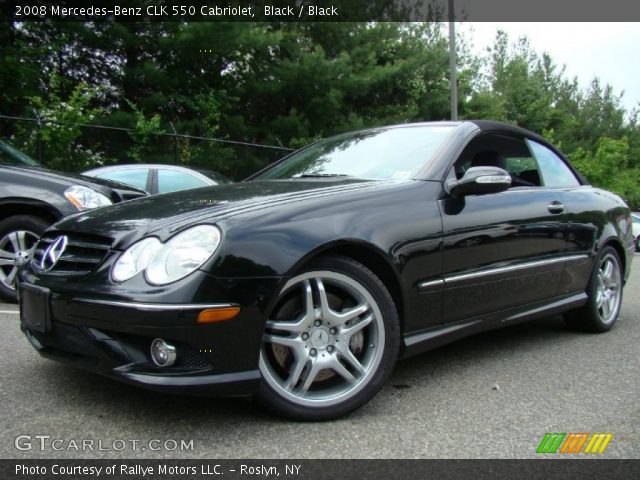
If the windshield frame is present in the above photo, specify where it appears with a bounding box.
[246,123,460,182]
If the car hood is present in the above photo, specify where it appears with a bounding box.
[53,178,392,249]
[2,165,147,200]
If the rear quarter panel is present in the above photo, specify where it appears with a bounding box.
[561,186,633,294]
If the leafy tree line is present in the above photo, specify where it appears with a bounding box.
[1,22,638,206]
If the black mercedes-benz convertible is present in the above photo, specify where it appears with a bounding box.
[18,121,634,420]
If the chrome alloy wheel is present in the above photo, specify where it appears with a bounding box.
[595,252,622,325]
[259,271,385,408]
[0,230,39,292]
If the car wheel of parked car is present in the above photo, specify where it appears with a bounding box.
[564,246,623,333]
[0,215,49,302]
[257,256,400,420]
[635,236,640,252]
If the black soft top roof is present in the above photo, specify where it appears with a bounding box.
[467,120,548,143]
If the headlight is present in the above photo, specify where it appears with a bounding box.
[112,237,163,282]
[111,226,221,284]
[146,225,221,285]
[64,185,112,210]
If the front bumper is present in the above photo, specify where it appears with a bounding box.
[18,270,284,396]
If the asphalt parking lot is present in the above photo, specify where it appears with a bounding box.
[1,255,638,459]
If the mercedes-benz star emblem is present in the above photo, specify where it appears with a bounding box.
[310,329,330,348]
[40,235,68,272]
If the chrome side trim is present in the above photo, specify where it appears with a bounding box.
[445,254,589,284]
[402,291,589,358]
[502,292,587,324]
[417,254,590,290]
[417,279,444,292]
[404,319,482,347]
[73,298,236,311]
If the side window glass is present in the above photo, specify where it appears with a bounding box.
[526,140,580,187]
[97,169,149,191]
[453,134,543,187]
[157,169,208,193]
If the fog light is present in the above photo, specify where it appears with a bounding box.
[150,338,177,367]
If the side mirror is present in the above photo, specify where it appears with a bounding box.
[445,166,512,198]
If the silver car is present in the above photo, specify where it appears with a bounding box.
[83,164,230,195]
[632,213,640,251]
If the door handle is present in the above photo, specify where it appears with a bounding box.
[548,201,565,214]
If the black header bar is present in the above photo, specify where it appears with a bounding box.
[4,0,640,22]
[3,459,640,480]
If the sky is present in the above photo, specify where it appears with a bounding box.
[458,23,640,113]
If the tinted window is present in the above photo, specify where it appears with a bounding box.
[257,126,455,180]
[157,169,208,193]
[527,140,580,187]
[97,168,149,191]
[454,133,543,187]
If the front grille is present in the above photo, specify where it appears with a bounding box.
[29,322,213,371]
[31,232,112,276]
[177,348,212,370]
[36,322,103,358]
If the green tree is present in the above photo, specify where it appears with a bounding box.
[126,101,164,163]
[2,21,639,191]
[19,78,103,171]
[571,137,640,208]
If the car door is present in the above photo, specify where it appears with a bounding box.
[439,133,570,324]
[526,139,597,296]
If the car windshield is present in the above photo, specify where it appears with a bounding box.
[0,141,42,167]
[256,125,454,180]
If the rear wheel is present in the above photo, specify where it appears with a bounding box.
[0,215,49,302]
[564,246,624,332]
[257,256,400,420]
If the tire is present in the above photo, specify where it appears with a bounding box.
[0,215,50,302]
[635,236,640,253]
[257,255,400,421]
[564,246,624,333]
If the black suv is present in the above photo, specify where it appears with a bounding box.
[0,140,146,301]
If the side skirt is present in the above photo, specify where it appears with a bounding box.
[401,292,588,359]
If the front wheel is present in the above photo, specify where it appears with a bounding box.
[257,256,400,421]
[564,246,624,332]
[0,215,49,302]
